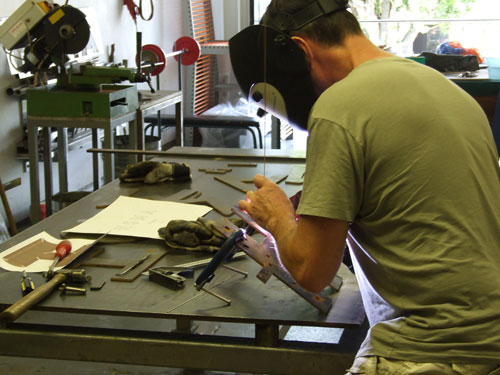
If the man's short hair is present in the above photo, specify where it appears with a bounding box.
[263,0,363,46]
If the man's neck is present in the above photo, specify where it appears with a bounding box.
[343,34,394,69]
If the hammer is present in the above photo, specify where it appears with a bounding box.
[0,269,90,323]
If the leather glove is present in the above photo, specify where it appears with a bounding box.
[119,161,191,184]
[158,217,226,252]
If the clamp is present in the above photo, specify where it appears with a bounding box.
[148,267,194,290]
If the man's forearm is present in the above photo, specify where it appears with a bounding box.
[269,214,349,293]
[268,215,303,278]
[237,174,345,291]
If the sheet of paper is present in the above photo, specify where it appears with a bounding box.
[62,196,212,239]
[0,232,96,272]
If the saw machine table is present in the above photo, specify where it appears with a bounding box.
[27,89,183,223]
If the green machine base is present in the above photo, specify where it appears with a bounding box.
[27,84,138,119]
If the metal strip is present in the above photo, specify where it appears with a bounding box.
[217,218,333,315]
[86,147,306,162]
[0,326,356,375]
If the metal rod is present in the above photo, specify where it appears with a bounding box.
[115,254,151,276]
[255,323,279,347]
[136,31,143,73]
[42,127,52,217]
[164,50,184,59]
[177,52,182,92]
[172,252,246,270]
[249,0,254,25]
[201,287,231,305]
[86,148,306,163]
[165,275,233,313]
[222,264,248,277]
[92,129,99,191]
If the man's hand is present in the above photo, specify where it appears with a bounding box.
[239,174,349,293]
[238,174,297,234]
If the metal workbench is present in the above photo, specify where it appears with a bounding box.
[0,147,366,375]
[28,110,136,223]
[28,89,183,224]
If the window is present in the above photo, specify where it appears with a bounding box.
[253,0,500,59]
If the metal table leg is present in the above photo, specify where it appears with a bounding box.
[271,116,281,150]
[57,128,69,194]
[175,318,194,334]
[28,122,41,223]
[42,127,52,217]
[255,323,279,347]
[102,125,114,183]
[92,129,99,191]
[128,118,138,166]
[136,109,145,162]
[175,100,184,147]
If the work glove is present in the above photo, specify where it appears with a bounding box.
[158,217,226,252]
[119,161,191,184]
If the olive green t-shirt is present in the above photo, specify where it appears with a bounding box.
[297,57,500,363]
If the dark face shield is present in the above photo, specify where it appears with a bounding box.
[229,25,318,131]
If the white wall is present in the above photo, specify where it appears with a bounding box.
[0,0,183,225]
[212,0,250,40]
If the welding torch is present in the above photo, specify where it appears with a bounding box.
[194,228,246,291]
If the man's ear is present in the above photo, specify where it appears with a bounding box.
[291,36,313,63]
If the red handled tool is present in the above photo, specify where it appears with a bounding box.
[48,240,72,273]
[124,0,139,20]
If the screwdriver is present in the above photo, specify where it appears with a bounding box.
[48,240,72,273]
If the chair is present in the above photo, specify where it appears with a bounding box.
[144,114,262,148]
[144,0,263,149]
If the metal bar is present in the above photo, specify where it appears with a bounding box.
[136,31,142,75]
[165,50,184,59]
[0,326,356,375]
[175,318,194,333]
[1,178,21,192]
[42,127,52,217]
[86,148,306,162]
[201,286,231,305]
[178,50,182,92]
[128,118,139,165]
[102,125,114,183]
[162,252,246,270]
[136,108,145,163]
[92,129,99,190]
[271,116,281,150]
[156,75,161,141]
[255,323,279,347]
[175,100,184,146]
[28,121,41,222]
[249,0,254,25]
[177,49,186,146]
[57,128,69,194]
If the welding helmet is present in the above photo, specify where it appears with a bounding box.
[229,0,349,130]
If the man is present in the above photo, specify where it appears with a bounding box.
[238,0,500,373]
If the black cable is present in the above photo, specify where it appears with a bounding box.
[139,0,154,21]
